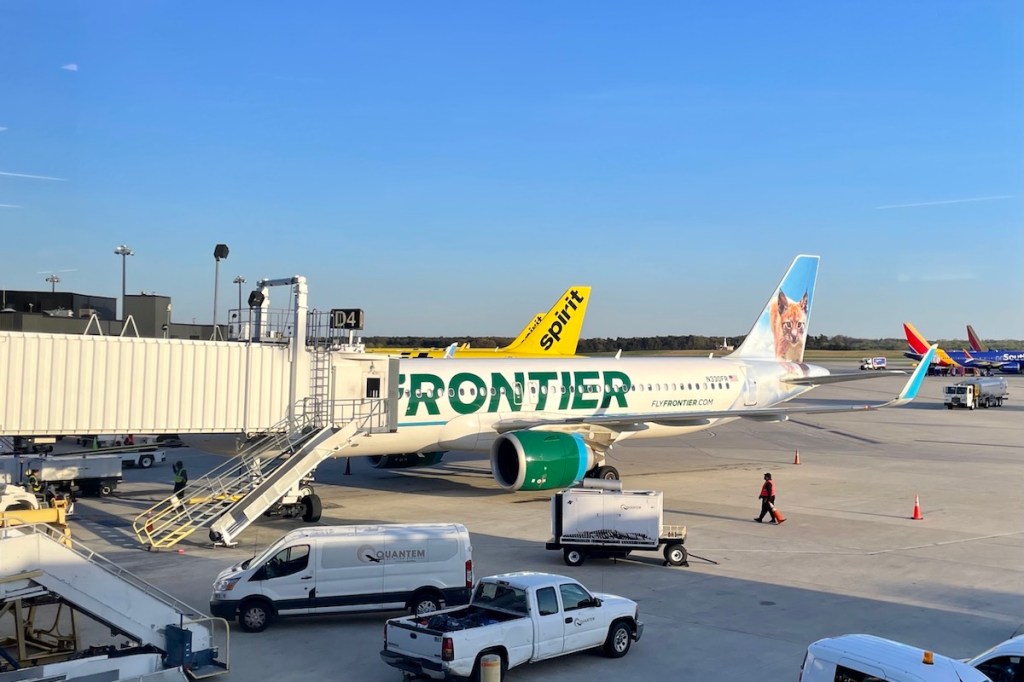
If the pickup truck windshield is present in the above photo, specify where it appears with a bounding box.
[473,582,529,615]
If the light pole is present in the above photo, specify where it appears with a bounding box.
[212,244,229,340]
[113,244,134,319]
[45,274,60,292]
[233,275,246,312]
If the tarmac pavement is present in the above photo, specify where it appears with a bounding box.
[61,369,1024,681]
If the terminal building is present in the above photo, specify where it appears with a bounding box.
[0,289,217,339]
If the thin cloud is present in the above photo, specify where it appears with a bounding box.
[0,127,7,132]
[0,204,21,208]
[0,171,67,181]
[61,63,79,72]
[876,195,1013,210]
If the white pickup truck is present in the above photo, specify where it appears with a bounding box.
[380,572,642,681]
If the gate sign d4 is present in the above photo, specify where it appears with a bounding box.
[330,308,365,330]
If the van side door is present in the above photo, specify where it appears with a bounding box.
[254,543,313,616]
[311,530,385,613]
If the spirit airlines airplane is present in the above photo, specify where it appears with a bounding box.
[369,286,591,358]
[904,323,1024,374]
[350,256,934,492]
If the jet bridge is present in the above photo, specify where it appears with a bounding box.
[0,522,229,678]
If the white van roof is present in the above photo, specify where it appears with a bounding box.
[275,523,468,543]
[808,635,990,682]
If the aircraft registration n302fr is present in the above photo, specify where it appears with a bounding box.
[350,255,935,492]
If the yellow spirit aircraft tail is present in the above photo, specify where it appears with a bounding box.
[501,286,591,356]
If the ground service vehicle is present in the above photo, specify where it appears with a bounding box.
[120,447,167,469]
[380,572,642,681]
[801,634,990,682]
[0,453,123,497]
[546,482,687,567]
[944,376,1009,409]
[860,357,887,370]
[210,524,473,632]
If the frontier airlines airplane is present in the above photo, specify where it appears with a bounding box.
[350,255,934,492]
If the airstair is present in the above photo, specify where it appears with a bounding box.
[133,400,386,549]
[0,522,228,678]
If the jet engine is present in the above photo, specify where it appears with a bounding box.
[490,431,596,491]
[1001,362,1021,374]
[368,452,446,469]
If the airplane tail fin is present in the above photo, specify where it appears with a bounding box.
[504,286,591,355]
[966,325,989,352]
[731,255,819,363]
[903,322,932,355]
[499,313,544,352]
[904,322,959,366]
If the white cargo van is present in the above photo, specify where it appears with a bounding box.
[210,524,473,632]
[801,634,990,682]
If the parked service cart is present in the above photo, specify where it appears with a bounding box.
[546,482,687,567]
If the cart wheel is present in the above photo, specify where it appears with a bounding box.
[564,548,586,567]
[664,543,687,567]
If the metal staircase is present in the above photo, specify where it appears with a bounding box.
[0,522,229,677]
[206,419,361,546]
[132,400,385,549]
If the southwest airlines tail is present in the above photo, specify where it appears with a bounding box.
[504,286,591,355]
[732,255,819,363]
[903,322,958,366]
[966,325,989,352]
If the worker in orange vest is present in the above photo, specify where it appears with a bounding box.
[754,472,777,523]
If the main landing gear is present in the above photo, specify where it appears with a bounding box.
[587,465,620,481]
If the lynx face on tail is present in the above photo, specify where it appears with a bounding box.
[770,290,808,362]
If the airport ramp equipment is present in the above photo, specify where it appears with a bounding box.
[133,411,367,549]
[0,522,228,678]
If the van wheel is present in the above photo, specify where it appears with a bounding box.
[410,591,443,616]
[603,620,632,658]
[239,600,272,633]
[301,494,322,522]
[98,481,115,497]
[470,651,507,682]
[139,454,154,468]
[564,548,585,567]
[664,543,687,567]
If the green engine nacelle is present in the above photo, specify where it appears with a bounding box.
[490,431,596,491]
[368,452,446,469]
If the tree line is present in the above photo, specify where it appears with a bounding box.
[363,335,1024,352]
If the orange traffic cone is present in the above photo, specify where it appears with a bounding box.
[793,449,801,465]
[911,495,923,520]
[768,502,786,524]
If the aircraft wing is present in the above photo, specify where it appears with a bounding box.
[494,347,935,433]
[782,370,906,386]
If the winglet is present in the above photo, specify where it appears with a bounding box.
[891,345,936,406]
[443,343,458,359]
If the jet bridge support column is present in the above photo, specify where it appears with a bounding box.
[252,276,308,429]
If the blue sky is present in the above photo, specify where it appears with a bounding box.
[1,2,1021,340]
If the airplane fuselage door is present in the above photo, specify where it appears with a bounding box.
[744,373,758,406]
